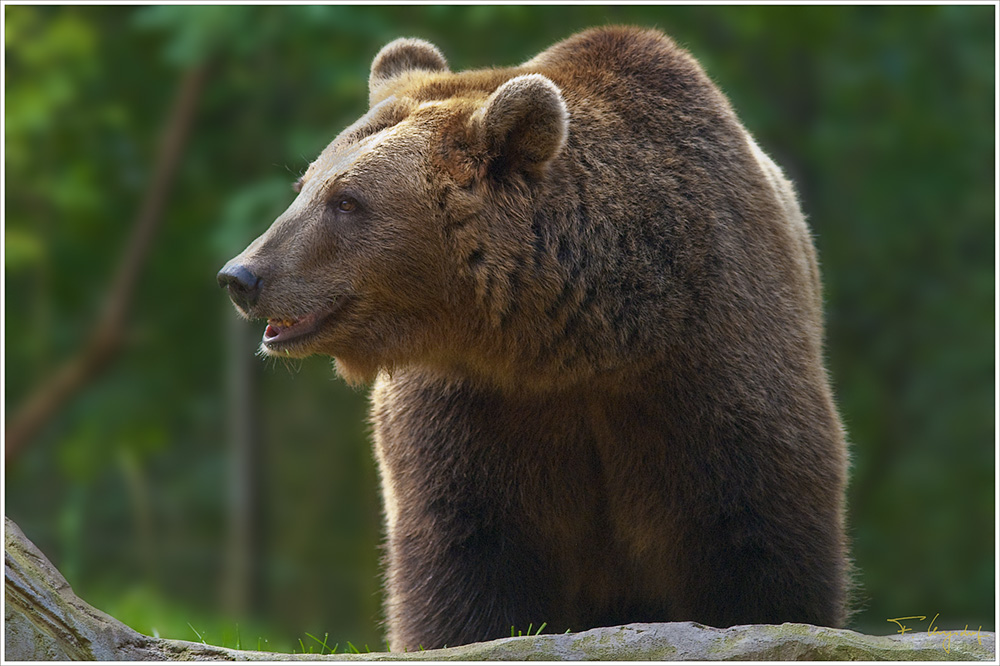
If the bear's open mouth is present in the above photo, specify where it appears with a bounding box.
[263,313,319,345]
[261,295,352,349]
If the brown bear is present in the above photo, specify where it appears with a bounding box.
[218,26,850,651]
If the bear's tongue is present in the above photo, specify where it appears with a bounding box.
[262,312,323,345]
[264,317,299,341]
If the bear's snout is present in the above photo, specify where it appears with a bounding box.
[217,263,262,311]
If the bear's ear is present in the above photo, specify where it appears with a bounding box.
[369,38,448,106]
[472,74,568,180]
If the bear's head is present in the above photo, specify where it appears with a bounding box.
[219,39,569,385]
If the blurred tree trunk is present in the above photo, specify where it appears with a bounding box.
[119,448,160,588]
[221,311,260,617]
[4,62,210,461]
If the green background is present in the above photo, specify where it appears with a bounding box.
[4,4,995,652]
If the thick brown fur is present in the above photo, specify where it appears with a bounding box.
[220,27,850,651]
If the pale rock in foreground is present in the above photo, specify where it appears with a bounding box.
[4,517,994,661]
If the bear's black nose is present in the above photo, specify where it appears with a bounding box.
[217,263,262,310]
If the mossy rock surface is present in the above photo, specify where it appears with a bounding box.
[5,516,995,661]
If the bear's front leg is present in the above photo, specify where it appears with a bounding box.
[370,370,598,651]
[380,503,555,651]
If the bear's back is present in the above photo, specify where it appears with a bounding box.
[526,26,718,102]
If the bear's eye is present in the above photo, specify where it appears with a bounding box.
[336,196,358,213]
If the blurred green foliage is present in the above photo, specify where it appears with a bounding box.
[4,5,995,651]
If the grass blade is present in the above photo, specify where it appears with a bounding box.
[187,623,206,645]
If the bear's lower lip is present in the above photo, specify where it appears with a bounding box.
[261,296,352,349]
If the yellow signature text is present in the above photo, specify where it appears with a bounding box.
[887,614,984,654]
